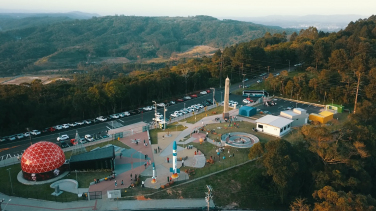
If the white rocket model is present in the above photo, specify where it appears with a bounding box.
[151,162,157,183]
[170,141,180,179]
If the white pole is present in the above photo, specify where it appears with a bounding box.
[163,105,166,130]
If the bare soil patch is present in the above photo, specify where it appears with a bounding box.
[3,75,71,85]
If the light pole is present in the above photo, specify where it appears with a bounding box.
[7,168,14,195]
[112,121,114,129]
[242,74,246,89]
[152,101,157,121]
[287,60,290,72]
[210,88,215,106]
[27,128,32,145]
[163,105,167,130]
[221,91,223,103]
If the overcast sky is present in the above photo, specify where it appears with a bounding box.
[0,0,374,17]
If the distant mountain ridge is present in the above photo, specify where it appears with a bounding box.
[0,11,100,31]
[0,15,296,75]
[220,14,367,32]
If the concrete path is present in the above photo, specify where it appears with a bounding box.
[0,192,215,211]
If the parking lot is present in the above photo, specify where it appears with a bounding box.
[255,98,324,116]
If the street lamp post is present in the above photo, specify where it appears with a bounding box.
[152,101,157,122]
[210,88,215,106]
[27,128,32,145]
[221,92,223,103]
[163,105,167,130]
[287,60,291,72]
[242,74,246,89]
[7,168,14,195]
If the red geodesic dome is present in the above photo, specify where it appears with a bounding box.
[21,141,65,174]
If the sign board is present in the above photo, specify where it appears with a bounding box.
[107,190,121,199]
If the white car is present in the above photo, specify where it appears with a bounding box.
[110,114,119,119]
[197,104,204,108]
[183,96,191,100]
[84,120,92,124]
[68,122,77,127]
[24,132,30,137]
[230,101,238,105]
[96,116,107,122]
[118,113,125,117]
[57,134,69,141]
[85,134,94,142]
[55,125,63,130]
[143,106,153,111]
[170,101,175,105]
[76,121,85,126]
[200,91,207,95]
[79,138,87,144]
[155,114,163,118]
[157,103,166,107]
[62,124,70,129]
[16,133,24,139]
[123,111,130,116]
[30,130,41,135]
[243,99,251,104]
[8,136,16,141]
[257,80,262,83]
[170,113,179,118]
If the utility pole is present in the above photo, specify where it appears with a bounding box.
[242,74,246,89]
[219,54,223,89]
[205,185,213,211]
[354,72,361,114]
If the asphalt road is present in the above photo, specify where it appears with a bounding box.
[0,67,292,159]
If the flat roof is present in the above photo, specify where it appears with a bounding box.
[319,111,334,117]
[256,115,293,128]
[70,146,115,162]
[281,110,299,117]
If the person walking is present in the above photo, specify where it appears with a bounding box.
[121,180,124,185]
[182,159,184,167]
[144,162,147,169]
[115,180,117,187]
[131,173,133,181]
[167,157,170,163]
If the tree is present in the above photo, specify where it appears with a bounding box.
[290,198,310,211]
[248,142,265,159]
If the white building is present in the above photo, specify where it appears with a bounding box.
[256,115,293,137]
[280,108,309,127]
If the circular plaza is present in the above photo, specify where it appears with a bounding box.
[221,132,259,148]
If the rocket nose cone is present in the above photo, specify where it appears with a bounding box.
[173,141,177,150]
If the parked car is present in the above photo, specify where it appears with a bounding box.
[274,73,280,76]
[47,127,57,132]
[200,91,207,95]
[190,94,198,98]
[79,138,87,144]
[85,134,94,142]
[16,134,24,139]
[96,116,107,122]
[183,96,191,100]
[57,134,69,141]
[41,128,48,133]
[55,125,63,130]
[206,90,211,93]
[143,106,153,111]
[123,111,131,116]
[8,136,16,141]
[84,120,92,124]
[169,101,176,105]
[60,141,70,149]
[30,130,41,135]
[0,137,6,142]
[170,113,179,118]
[243,99,251,104]
[176,98,184,102]
[70,139,77,145]
[207,99,213,104]
[257,80,262,83]
[110,114,119,119]
[24,132,30,137]
[157,103,166,107]
[118,113,125,118]
[76,121,85,126]
[62,124,70,129]
[67,122,76,127]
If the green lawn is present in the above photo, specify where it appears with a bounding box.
[0,164,81,202]
[65,171,111,188]
[204,122,274,144]
[182,106,230,124]
[149,122,187,144]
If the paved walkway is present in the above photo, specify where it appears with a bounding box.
[0,192,214,211]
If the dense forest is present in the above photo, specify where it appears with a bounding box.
[0,15,294,75]
[1,14,376,210]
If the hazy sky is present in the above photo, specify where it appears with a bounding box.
[1,0,374,17]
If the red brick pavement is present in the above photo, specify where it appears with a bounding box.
[88,132,154,195]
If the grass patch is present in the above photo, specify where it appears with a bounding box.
[0,164,81,202]
[149,122,187,144]
[149,161,283,209]
[182,106,228,124]
[65,171,111,188]
[204,122,274,144]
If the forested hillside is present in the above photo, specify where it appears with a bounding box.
[0,15,293,75]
